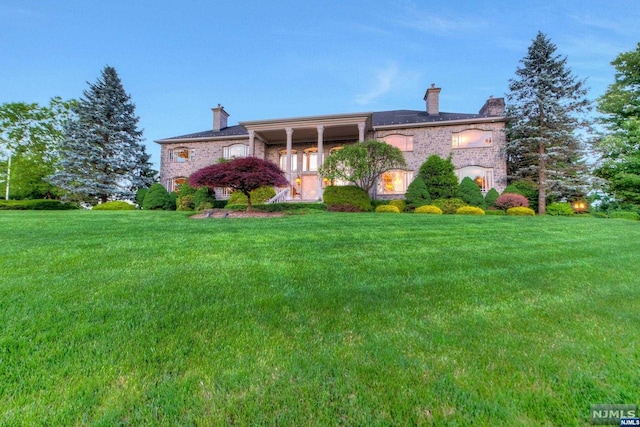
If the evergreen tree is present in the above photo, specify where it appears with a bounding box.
[484,188,500,208]
[404,176,431,209]
[49,66,155,204]
[505,32,591,214]
[595,43,640,206]
[418,154,458,200]
[457,176,486,208]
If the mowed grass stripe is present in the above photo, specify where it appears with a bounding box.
[0,211,638,425]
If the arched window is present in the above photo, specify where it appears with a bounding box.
[279,150,298,172]
[303,148,318,172]
[223,144,248,159]
[452,129,492,148]
[378,170,413,195]
[383,135,413,151]
[170,147,192,163]
[456,166,494,192]
[172,177,187,192]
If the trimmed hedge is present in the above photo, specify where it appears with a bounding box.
[414,205,443,214]
[375,205,400,213]
[323,185,372,212]
[456,206,485,215]
[225,203,327,213]
[0,200,79,210]
[506,207,535,216]
[546,202,574,216]
[609,211,640,221]
[92,201,136,210]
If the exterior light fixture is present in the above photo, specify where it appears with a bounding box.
[572,201,587,213]
[295,176,302,186]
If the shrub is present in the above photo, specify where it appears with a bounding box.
[193,187,216,210]
[457,177,486,208]
[495,193,529,210]
[404,176,431,210]
[375,205,400,213]
[485,209,506,216]
[323,185,372,212]
[609,211,640,221]
[418,155,458,199]
[176,195,195,211]
[227,186,276,205]
[135,188,148,208]
[484,188,500,208]
[592,211,608,219]
[503,180,539,211]
[546,202,574,216]
[92,201,135,210]
[143,183,175,210]
[456,206,485,215]
[389,199,406,212]
[414,205,443,214]
[198,202,214,211]
[506,207,535,216]
[0,199,79,210]
[371,200,390,209]
[432,198,467,214]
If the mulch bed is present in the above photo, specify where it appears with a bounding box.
[190,209,284,219]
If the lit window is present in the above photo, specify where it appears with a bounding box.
[303,148,318,172]
[170,147,192,163]
[223,144,248,159]
[383,135,413,151]
[378,170,413,195]
[279,150,298,172]
[452,129,492,148]
[456,166,494,192]
[172,177,187,192]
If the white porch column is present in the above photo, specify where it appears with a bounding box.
[358,122,366,142]
[248,130,255,156]
[317,125,325,200]
[285,127,293,200]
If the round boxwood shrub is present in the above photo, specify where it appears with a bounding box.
[227,186,276,205]
[546,202,574,216]
[495,193,529,211]
[414,205,443,214]
[432,198,467,214]
[322,185,372,212]
[388,199,406,212]
[456,206,485,215]
[375,204,400,213]
[92,201,135,210]
[506,206,535,216]
[143,183,175,210]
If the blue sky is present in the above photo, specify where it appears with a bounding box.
[1,1,638,169]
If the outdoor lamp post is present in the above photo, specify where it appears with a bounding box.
[572,201,586,214]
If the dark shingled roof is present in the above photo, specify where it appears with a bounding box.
[158,109,503,141]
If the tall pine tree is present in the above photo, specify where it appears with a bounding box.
[50,66,155,204]
[505,32,590,214]
[595,43,640,206]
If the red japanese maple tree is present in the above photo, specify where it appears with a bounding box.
[189,157,288,211]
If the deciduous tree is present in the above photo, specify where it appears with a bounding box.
[319,140,406,194]
[595,43,640,206]
[505,32,591,214]
[189,157,287,211]
[49,66,155,204]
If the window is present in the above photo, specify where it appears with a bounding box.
[378,170,413,195]
[383,134,413,151]
[279,150,298,172]
[223,144,248,159]
[303,148,318,172]
[456,166,494,192]
[171,177,187,192]
[452,129,492,148]
[170,147,192,163]
[215,187,232,200]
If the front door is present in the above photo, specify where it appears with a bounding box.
[301,174,318,200]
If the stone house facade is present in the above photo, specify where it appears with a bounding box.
[156,85,507,201]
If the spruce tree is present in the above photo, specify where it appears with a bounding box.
[457,176,486,208]
[49,66,155,204]
[418,154,458,200]
[505,32,590,214]
[404,176,431,209]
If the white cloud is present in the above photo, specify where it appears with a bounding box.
[355,64,399,105]
[395,1,488,36]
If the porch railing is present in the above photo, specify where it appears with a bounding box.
[267,188,289,204]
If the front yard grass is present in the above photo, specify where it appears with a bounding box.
[0,211,638,425]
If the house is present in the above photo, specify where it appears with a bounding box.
[155,85,507,201]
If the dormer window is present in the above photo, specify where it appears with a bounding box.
[170,147,192,163]
[452,130,492,149]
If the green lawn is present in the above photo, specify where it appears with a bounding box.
[0,211,638,425]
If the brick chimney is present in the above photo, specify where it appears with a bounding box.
[479,96,505,116]
[212,104,229,131]
[424,84,441,115]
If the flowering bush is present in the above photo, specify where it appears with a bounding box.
[375,205,400,213]
[456,206,485,215]
[495,193,529,210]
[506,207,535,216]
[414,205,443,214]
